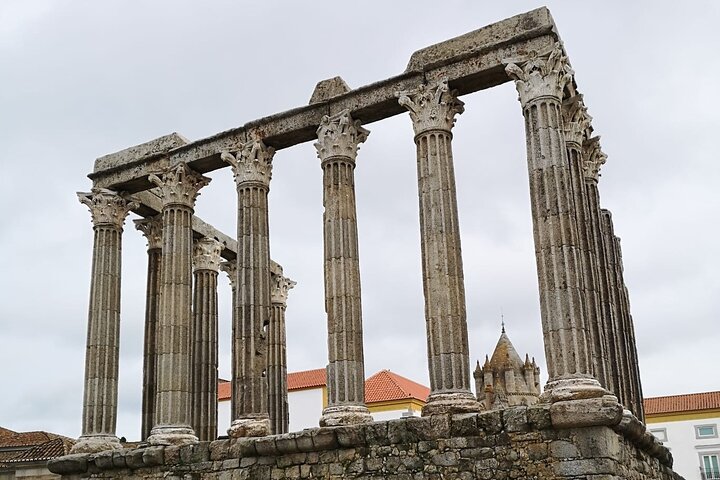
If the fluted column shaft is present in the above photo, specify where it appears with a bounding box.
[505,44,606,401]
[135,215,163,441]
[562,101,608,390]
[148,164,210,446]
[314,109,374,426]
[191,238,222,441]
[268,263,295,434]
[222,138,274,437]
[397,80,480,415]
[73,189,135,454]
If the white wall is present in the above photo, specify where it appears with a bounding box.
[648,416,720,480]
[218,399,231,437]
[371,408,420,422]
[288,388,325,432]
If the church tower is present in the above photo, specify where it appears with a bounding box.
[473,325,541,410]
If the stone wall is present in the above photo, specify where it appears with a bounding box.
[50,402,682,480]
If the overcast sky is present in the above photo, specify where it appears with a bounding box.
[1,1,718,441]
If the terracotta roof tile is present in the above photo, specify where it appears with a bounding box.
[288,369,327,391]
[218,369,429,405]
[644,391,720,415]
[0,430,59,448]
[5,437,74,463]
[364,370,429,403]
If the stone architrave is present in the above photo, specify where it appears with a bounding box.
[396,80,481,416]
[268,262,296,434]
[73,188,136,453]
[314,109,374,426]
[562,97,609,391]
[504,44,607,402]
[147,163,210,446]
[221,137,274,438]
[191,237,223,441]
[134,215,163,441]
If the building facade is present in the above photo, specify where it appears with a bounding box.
[646,391,720,479]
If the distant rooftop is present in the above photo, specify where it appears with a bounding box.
[644,391,720,416]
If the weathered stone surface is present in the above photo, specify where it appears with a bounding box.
[550,396,623,429]
[47,453,89,474]
[94,132,189,173]
[309,76,351,105]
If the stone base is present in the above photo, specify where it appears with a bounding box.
[227,415,270,438]
[319,404,373,427]
[147,425,198,446]
[70,434,122,454]
[541,375,609,403]
[421,391,482,416]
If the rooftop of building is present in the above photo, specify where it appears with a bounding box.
[0,427,74,466]
[644,391,720,416]
[218,368,429,404]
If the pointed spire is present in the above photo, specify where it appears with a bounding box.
[484,354,491,368]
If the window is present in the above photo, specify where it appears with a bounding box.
[701,454,720,480]
[649,428,667,442]
[697,424,719,439]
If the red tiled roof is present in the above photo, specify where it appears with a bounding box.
[218,368,429,404]
[365,370,429,403]
[4,437,74,463]
[0,429,60,449]
[644,391,720,416]
[288,368,327,391]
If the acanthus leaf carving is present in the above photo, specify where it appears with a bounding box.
[504,42,574,107]
[221,136,275,188]
[562,96,593,147]
[271,273,296,306]
[582,136,607,182]
[219,260,237,289]
[78,188,137,229]
[314,109,369,162]
[148,163,210,208]
[193,237,224,272]
[134,215,163,250]
[396,79,464,136]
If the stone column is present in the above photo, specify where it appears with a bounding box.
[221,137,274,437]
[268,262,295,434]
[147,163,210,446]
[313,109,374,426]
[562,97,609,390]
[582,138,621,400]
[504,44,606,401]
[134,215,163,441]
[396,80,481,415]
[191,237,223,441]
[73,188,136,453]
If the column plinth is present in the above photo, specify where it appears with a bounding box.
[222,137,274,438]
[191,237,223,441]
[73,188,136,454]
[134,215,163,441]
[505,44,608,403]
[397,80,481,416]
[268,262,295,434]
[314,109,374,426]
[147,164,210,446]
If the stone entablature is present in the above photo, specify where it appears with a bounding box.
[49,402,680,479]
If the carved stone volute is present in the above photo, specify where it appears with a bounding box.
[504,42,574,107]
[134,215,163,250]
[221,137,275,188]
[582,136,607,182]
[78,188,137,230]
[148,163,210,208]
[193,237,224,272]
[562,96,592,147]
[396,79,464,136]
[314,109,369,163]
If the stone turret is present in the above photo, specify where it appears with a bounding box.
[474,326,541,410]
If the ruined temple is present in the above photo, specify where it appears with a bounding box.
[49,8,681,479]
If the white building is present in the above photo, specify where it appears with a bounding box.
[218,368,429,436]
[646,391,720,480]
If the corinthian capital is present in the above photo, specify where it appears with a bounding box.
[314,109,369,162]
[582,136,607,182]
[193,237,223,272]
[562,96,592,147]
[396,79,464,136]
[78,188,137,229]
[219,260,237,289]
[134,215,163,250]
[148,163,210,208]
[271,272,296,306]
[504,42,574,107]
[221,137,275,188]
